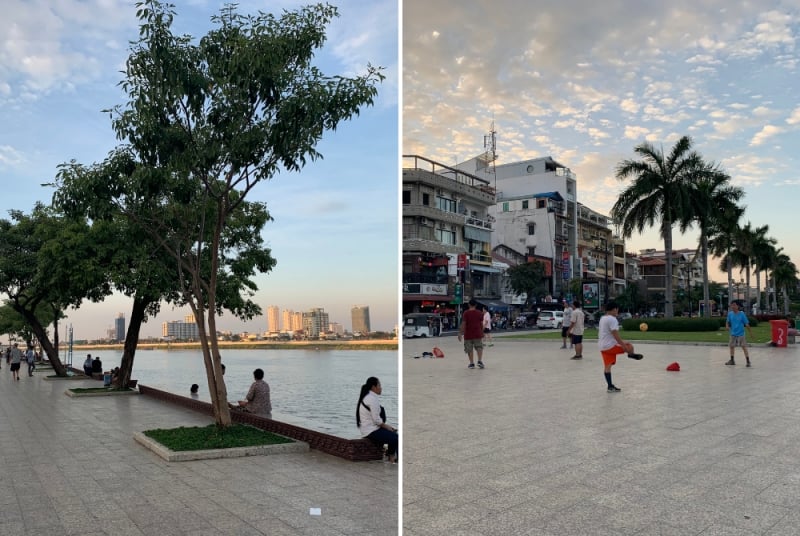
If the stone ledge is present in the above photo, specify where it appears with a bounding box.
[133,431,309,462]
[43,374,92,381]
[65,388,139,397]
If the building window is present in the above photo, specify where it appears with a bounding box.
[402,190,411,204]
[502,202,509,212]
[436,228,456,245]
[522,200,529,209]
[527,223,535,235]
[537,199,546,209]
[422,192,430,206]
[436,196,456,213]
[527,246,536,256]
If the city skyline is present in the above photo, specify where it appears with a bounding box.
[0,1,398,340]
[404,0,800,282]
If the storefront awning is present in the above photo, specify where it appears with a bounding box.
[470,265,501,274]
[476,299,510,312]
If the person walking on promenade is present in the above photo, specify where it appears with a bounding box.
[25,345,35,377]
[482,305,494,346]
[10,343,22,381]
[567,300,585,359]
[598,301,643,392]
[459,299,486,369]
[237,368,272,418]
[725,300,753,367]
[561,301,574,349]
[357,376,398,463]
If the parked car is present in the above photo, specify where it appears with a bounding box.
[536,310,565,329]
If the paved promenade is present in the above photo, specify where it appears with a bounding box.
[403,334,800,535]
[0,370,397,535]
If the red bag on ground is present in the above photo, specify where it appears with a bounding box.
[666,362,680,372]
[432,347,445,358]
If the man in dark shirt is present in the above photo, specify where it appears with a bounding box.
[458,299,486,369]
[91,356,102,374]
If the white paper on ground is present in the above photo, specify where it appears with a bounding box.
[309,508,321,516]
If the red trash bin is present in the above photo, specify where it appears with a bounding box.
[770,320,789,347]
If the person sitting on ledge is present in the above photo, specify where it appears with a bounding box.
[236,368,272,418]
[91,356,102,375]
[356,376,398,463]
[83,354,93,377]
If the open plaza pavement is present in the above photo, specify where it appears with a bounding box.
[403,333,800,535]
[0,368,397,535]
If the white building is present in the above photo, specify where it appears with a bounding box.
[266,305,280,333]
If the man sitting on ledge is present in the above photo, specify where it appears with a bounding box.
[83,354,93,377]
[91,356,103,377]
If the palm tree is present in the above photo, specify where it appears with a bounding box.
[708,203,744,311]
[680,168,743,317]
[750,228,776,313]
[773,253,798,315]
[613,135,707,318]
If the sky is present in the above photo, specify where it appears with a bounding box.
[403,0,800,286]
[0,0,398,339]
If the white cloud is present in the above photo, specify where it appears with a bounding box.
[750,125,784,146]
[786,107,800,125]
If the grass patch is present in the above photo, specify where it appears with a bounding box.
[504,324,774,344]
[143,424,293,451]
[69,387,132,393]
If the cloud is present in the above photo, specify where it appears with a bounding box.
[750,125,784,146]
[787,107,800,125]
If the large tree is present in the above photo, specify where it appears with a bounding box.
[97,1,383,425]
[0,206,111,375]
[680,168,743,316]
[506,261,547,308]
[54,152,274,390]
[612,135,708,318]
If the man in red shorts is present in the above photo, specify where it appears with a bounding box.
[458,299,486,369]
[598,301,643,392]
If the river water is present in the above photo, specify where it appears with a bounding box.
[76,348,397,439]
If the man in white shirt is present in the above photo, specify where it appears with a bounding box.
[567,300,585,359]
[561,302,573,349]
[598,301,643,392]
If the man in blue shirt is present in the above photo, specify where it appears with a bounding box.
[726,301,753,367]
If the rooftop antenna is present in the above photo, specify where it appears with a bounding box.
[481,120,498,191]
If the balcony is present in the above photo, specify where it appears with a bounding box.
[403,155,496,204]
[465,215,492,230]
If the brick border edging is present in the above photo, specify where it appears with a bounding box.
[137,384,384,461]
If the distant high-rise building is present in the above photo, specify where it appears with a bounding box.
[303,308,329,338]
[351,305,370,334]
[162,319,199,341]
[292,311,303,331]
[329,322,344,336]
[281,309,293,331]
[267,305,280,332]
[114,313,126,342]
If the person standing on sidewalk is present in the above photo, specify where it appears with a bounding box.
[561,301,574,349]
[459,299,486,369]
[567,300,585,359]
[10,343,22,381]
[598,301,643,392]
[726,300,753,367]
[482,305,493,347]
[25,345,35,377]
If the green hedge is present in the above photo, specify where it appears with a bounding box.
[620,316,758,331]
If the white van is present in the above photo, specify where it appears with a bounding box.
[402,314,441,338]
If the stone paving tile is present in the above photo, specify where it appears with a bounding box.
[0,372,396,535]
[404,336,800,535]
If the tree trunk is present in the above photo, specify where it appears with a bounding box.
[118,295,150,389]
[15,305,67,376]
[663,227,674,318]
[701,234,711,318]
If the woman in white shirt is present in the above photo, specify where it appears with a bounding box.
[356,377,398,463]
